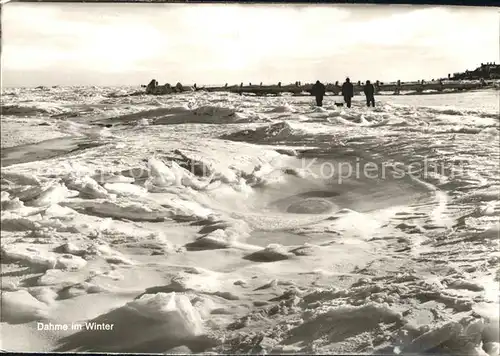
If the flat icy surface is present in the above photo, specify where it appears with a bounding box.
[1,86,499,354]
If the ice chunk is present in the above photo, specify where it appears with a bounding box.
[168,269,222,294]
[126,292,203,337]
[1,191,10,201]
[147,158,177,187]
[55,254,87,270]
[169,161,212,190]
[31,183,77,207]
[37,269,83,286]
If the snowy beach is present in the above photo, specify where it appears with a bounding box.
[1,86,499,354]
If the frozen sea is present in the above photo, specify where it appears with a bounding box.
[1,86,499,354]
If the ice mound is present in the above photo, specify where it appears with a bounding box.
[63,198,170,222]
[164,268,224,295]
[291,302,403,337]
[152,105,251,125]
[146,157,178,187]
[2,244,87,270]
[169,145,282,188]
[239,163,286,188]
[126,292,204,337]
[222,121,296,143]
[139,267,239,301]
[1,290,50,324]
[58,282,110,300]
[37,268,85,286]
[159,161,215,191]
[146,154,252,193]
[244,244,293,262]
[53,291,212,352]
[63,174,115,199]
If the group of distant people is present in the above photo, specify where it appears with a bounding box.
[311,78,375,108]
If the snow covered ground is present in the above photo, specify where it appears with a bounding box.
[1,86,499,354]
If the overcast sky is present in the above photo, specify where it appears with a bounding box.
[2,3,498,87]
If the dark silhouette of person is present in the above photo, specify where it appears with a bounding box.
[363,80,375,107]
[311,80,326,107]
[146,79,157,94]
[341,78,354,108]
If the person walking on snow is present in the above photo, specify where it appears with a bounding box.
[363,80,376,107]
[341,77,354,108]
[311,80,326,107]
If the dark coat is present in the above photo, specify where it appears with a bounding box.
[342,82,354,98]
[363,83,375,97]
[311,82,326,96]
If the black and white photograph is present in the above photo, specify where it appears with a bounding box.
[1,1,499,354]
